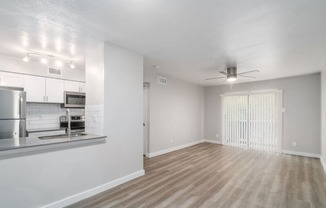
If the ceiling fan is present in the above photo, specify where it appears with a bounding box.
[205,67,259,82]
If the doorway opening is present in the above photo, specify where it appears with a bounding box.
[222,90,283,152]
[143,82,150,157]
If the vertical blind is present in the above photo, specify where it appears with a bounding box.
[222,91,282,152]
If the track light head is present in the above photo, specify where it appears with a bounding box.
[41,56,48,64]
[69,61,75,69]
[23,54,31,62]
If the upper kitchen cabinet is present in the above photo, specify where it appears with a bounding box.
[0,71,24,88]
[64,80,86,93]
[46,78,64,103]
[24,75,46,102]
[24,75,64,103]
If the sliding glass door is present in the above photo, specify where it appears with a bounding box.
[222,91,283,152]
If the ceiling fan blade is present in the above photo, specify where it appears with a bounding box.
[237,70,259,75]
[205,77,226,80]
[219,71,227,75]
[238,75,256,79]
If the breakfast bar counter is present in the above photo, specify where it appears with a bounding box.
[0,133,106,156]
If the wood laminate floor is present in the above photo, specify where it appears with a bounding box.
[67,143,326,208]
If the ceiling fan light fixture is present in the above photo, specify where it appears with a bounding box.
[227,74,237,82]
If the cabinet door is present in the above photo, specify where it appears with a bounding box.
[64,81,81,92]
[0,71,24,88]
[79,82,86,93]
[46,78,64,103]
[24,75,46,102]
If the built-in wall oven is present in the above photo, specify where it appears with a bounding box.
[60,115,85,133]
[63,91,85,108]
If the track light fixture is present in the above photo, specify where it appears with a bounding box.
[22,51,76,69]
[41,55,48,64]
[69,61,75,69]
[22,53,31,62]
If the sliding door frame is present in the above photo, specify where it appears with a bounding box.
[221,90,283,152]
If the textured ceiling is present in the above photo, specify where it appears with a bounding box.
[0,0,326,85]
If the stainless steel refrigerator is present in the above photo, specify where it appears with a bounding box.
[0,86,26,139]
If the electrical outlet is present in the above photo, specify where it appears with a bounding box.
[292,142,296,147]
[216,134,219,138]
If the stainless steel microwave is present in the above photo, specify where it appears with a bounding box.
[64,91,86,108]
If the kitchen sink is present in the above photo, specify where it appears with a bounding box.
[38,132,88,140]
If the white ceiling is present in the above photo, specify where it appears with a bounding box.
[0,0,326,86]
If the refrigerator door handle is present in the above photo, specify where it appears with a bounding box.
[20,120,26,138]
[19,92,26,119]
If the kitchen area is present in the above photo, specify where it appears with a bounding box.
[0,2,144,207]
[0,60,106,154]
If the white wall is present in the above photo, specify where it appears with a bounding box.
[0,54,85,82]
[0,43,144,208]
[321,70,326,164]
[103,43,144,179]
[144,69,205,154]
[85,44,104,135]
[205,73,321,155]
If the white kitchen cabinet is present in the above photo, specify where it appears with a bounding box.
[80,82,86,93]
[0,71,24,88]
[46,78,64,103]
[24,75,64,103]
[64,80,86,93]
[24,75,46,102]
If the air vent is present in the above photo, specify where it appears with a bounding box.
[158,76,167,85]
[48,67,62,76]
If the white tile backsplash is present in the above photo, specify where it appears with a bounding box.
[85,105,104,135]
[26,103,85,130]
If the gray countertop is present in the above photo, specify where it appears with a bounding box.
[0,133,106,154]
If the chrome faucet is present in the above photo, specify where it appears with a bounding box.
[66,109,71,137]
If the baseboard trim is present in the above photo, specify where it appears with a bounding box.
[42,170,145,208]
[148,140,203,158]
[282,150,320,158]
[320,157,326,174]
[203,139,222,144]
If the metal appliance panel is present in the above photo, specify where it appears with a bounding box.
[0,89,26,119]
[0,120,26,139]
[64,91,86,108]
[60,115,85,132]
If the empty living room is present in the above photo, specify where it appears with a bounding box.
[0,1,326,208]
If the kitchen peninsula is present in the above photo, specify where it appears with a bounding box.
[0,133,106,156]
